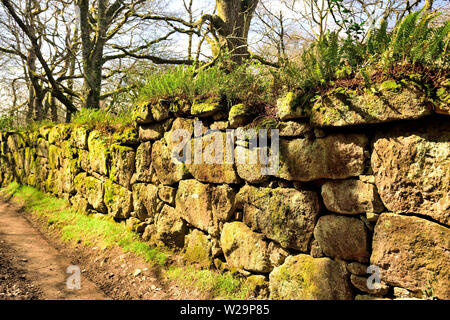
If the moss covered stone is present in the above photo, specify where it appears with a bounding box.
[104,178,133,219]
[36,138,49,158]
[71,126,90,149]
[321,179,384,214]
[48,124,72,145]
[139,119,173,141]
[132,100,170,124]
[131,183,160,222]
[61,158,80,195]
[151,139,189,185]
[310,83,431,127]
[153,204,187,247]
[74,173,106,213]
[109,144,135,188]
[371,121,450,226]
[276,92,310,120]
[228,104,252,128]
[186,132,240,184]
[48,144,62,170]
[175,179,236,236]
[112,127,139,145]
[191,96,222,117]
[158,185,176,205]
[276,134,367,182]
[269,254,353,300]
[87,130,109,176]
[184,229,213,269]
[135,142,153,183]
[7,133,27,151]
[220,222,289,273]
[371,213,450,300]
[237,185,320,251]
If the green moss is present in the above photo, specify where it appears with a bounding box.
[380,80,402,92]
[253,117,279,130]
[48,124,73,145]
[191,96,222,115]
[112,127,138,144]
[48,145,61,170]
[184,230,213,269]
[87,130,110,176]
[437,87,449,103]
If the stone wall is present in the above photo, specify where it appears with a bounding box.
[1,83,449,300]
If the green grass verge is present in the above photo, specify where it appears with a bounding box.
[167,266,251,300]
[1,182,253,300]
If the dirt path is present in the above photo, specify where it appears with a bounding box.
[0,200,109,300]
[0,198,206,300]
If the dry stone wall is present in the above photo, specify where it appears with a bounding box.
[1,84,449,300]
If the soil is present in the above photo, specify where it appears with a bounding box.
[0,199,206,300]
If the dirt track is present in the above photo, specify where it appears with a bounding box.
[0,200,108,300]
[0,199,205,300]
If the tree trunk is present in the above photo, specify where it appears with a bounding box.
[214,0,259,65]
[424,0,433,12]
[77,0,106,109]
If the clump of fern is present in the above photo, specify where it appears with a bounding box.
[379,9,449,68]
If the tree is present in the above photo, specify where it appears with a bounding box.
[0,0,80,120]
[139,0,267,66]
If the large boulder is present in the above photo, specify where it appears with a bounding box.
[269,254,353,300]
[220,222,289,273]
[109,144,135,189]
[321,179,384,214]
[139,119,173,141]
[187,132,241,184]
[371,213,450,300]
[87,130,109,176]
[135,142,154,183]
[276,134,367,182]
[276,92,310,120]
[132,183,161,221]
[151,139,189,185]
[175,180,235,235]
[153,204,187,247]
[237,185,320,251]
[104,179,133,219]
[184,229,213,268]
[74,173,106,213]
[310,82,431,127]
[71,126,89,149]
[314,215,370,263]
[371,121,450,226]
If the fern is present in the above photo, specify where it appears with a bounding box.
[380,10,449,68]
